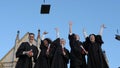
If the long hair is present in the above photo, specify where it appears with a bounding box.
[44,38,52,44]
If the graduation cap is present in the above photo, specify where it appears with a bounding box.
[40,4,51,14]
[115,29,120,41]
[115,35,120,41]
[40,0,51,14]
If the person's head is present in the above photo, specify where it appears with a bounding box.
[43,38,52,47]
[89,34,96,43]
[73,34,80,40]
[29,33,35,43]
[75,34,80,40]
[60,38,66,46]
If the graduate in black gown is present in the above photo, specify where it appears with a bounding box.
[83,24,109,68]
[68,22,87,68]
[50,28,69,68]
[34,31,52,68]
[15,33,38,68]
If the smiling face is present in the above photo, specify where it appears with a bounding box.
[29,33,34,43]
[75,34,80,40]
[43,40,49,47]
[73,34,80,41]
[90,34,95,43]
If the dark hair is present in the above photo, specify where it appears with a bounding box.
[72,33,77,40]
[29,33,35,36]
[89,34,96,41]
[44,38,52,44]
[89,34,96,38]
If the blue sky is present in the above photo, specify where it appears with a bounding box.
[0,0,120,68]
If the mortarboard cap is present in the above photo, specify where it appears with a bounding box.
[40,4,51,14]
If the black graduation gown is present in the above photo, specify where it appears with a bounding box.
[15,42,38,68]
[48,39,58,68]
[68,34,86,68]
[50,38,69,68]
[84,35,109,68]
[34,41,50,68]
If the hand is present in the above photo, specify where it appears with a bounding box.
[28,51,33,57]
[101,24,106,28]
[69,21,72,26]
[62,48,66,55]
[83,28,86,32]
[55,27,59,32]
[86,51,88,54]
[43,31,48,35]
[46,47,50,55]
[81,50,85,54]
[26,50,33,57]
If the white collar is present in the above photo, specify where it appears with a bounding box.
[29,42,33,46]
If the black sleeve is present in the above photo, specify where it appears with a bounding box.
[68,33,76,48]
[33,46,39,62]
[83,37,90,51]
[68,33,76,41]
[40,40,44,49]
[62,48,70,64]
[16,42,26,58]
[73,42,83,57]
[52,38,60,46]
[48,38,60,59]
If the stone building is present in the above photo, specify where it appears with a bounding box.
[0,30,41,68]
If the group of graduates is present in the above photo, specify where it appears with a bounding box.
[15,22,109,68]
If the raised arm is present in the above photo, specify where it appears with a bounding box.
[37,31,48,57]
[83,28,88,38]
[55,27,60,38]
[37,29,41,58]
[37,30,41,46]
[69,22,72,35]
[41,31,48,40]
[98,24,106,36]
